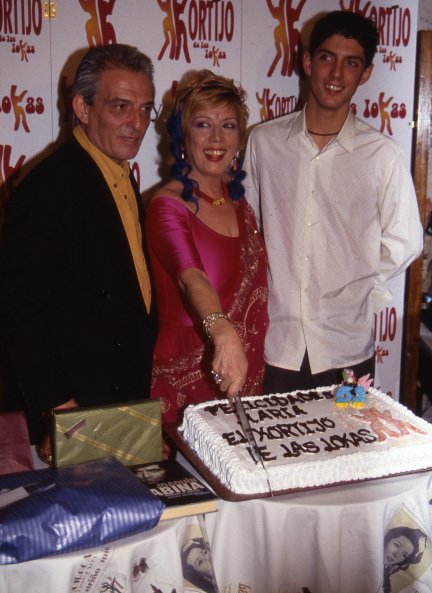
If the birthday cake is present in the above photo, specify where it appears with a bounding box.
[179,386,432,496]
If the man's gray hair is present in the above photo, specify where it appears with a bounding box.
[72,44,154,106]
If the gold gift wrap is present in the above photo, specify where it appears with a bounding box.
[52,400,162,468]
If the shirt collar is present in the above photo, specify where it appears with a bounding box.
[73,125,130,182]
[298,105,356,152]
[288,109,304,139]
[336,111,356,153]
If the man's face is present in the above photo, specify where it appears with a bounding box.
[140,464,166,482]
[303,34,373,115]
[73,67,154,163]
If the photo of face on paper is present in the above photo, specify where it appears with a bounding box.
[381,506,432,593]
[181,517,219,593]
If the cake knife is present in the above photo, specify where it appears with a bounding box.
[233,395,273,496]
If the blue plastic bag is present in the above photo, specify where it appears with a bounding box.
[0,457,164,564]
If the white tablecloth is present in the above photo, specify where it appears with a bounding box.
[1,517,195,593]
[207,472,432,593]
[2,468,432,593]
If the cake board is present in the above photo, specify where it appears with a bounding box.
[165,423,273,501]
[165,424,432,502]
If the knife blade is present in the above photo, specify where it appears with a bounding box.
[233,395,273,495]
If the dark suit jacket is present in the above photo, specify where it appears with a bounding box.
[0,137,158,442]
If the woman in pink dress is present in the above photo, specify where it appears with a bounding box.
[146,70,268,434]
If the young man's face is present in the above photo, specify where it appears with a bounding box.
[303,34,373,116]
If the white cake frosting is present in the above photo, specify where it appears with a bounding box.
[179,387,432,495]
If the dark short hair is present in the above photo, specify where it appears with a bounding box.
[308,11,379,68]
[72,43,154,106]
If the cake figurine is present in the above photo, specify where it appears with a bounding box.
[335,369,374,408]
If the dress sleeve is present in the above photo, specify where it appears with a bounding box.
[146,196,205,281]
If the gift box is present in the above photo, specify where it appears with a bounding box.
[0,457,165,564]
[52,400,162,468]
[0,411,34,475]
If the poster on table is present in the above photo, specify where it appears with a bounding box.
[0,0,419,399]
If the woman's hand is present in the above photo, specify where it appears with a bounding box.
[209,318,248,398]
[179,267,248,398]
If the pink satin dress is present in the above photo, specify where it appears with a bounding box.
[146,196,268,426]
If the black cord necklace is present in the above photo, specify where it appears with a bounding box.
[307,129,340,136]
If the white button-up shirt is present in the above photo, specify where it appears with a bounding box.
[244,108,423,374]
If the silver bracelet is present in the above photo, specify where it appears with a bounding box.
[202,311,229,338]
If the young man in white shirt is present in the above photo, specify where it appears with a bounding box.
[244,10,423,392]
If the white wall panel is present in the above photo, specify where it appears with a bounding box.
[0,0,420,399]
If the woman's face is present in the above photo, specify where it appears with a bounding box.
[384,535,415,565]
[185,102,239,186]
[186,546,213,577]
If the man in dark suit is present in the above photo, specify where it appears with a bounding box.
[0,44,158,453]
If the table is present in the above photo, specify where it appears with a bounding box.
[207,471,432,593]
[1,514,198,593]
[2,462,432,593]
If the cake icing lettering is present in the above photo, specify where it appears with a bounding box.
[257,447,277,462]
[255,407,296,421]
[238,390,331,411]
[237,405,308,426]
[280,440,320,457]
[222,430,278,461]
[224,421,378,459]
[222,430,247,446]
[260,390,333,406]
[203,402,233,416]
[240,444,276,463]
[227,417,337,445]
[320,429,377,452]
[220,387,428,463]
[180,386,432,495]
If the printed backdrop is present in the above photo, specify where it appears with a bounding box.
[0,0,420,399]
